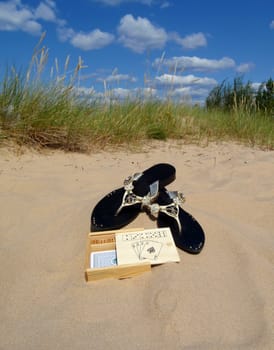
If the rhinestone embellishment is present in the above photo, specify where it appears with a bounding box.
[149,203,160,218]
[115,173,158,215]
[165,204,178,216]
[124,193,137,204]
[146,191,186,233]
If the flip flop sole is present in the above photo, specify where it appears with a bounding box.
[91,163,176,232]
[157,190,205,254]
[91,188,141,231]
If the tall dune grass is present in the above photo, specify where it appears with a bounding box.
[0,42,273,152]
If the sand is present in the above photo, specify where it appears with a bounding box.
[0,141,273,350]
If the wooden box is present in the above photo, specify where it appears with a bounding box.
[85,228,151,282]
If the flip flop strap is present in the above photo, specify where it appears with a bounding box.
[115,173,159,215]
[148,191,185,233]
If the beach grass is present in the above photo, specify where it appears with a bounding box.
[0,45,273,152]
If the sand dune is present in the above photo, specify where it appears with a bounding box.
[0,141,273,350]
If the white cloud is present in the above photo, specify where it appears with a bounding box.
[136,87,157,98]
[57,25,74,42]
[76,86,157,103]
[75,86,96,95]
[155,74,217,87]
[108,87,157,100]
[270,20,274,29]
[0,0,42,35]
[252,82,262,91]
[0,0,70,39]
[236,62,255,73]
[70,29,115,50]
[97,73,137,83]
[171,86,210,97]
[171,32,207,49]
[160,1,170,9]
[0,0,62,35]
[35,1,56,22]
[165,85,212,105]
[92,0,171,7]
[22,20,42,34]
[92,0,153,5]
[117,14,168,53]
[154,55,236,72]
[110,87,132,98]
[57,23,115,51]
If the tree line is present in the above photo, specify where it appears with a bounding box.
[206,77,273,116]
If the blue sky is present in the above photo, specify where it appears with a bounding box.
[0,0,273,104]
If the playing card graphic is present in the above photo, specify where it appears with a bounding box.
[131,241,145,259]
[131,242,141,258]
[116,228,180,266]
[132,240,163,261]
[140,240,163,260]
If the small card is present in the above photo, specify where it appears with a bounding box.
[90,250,117,268]
[140,240,162,260]
[115,227,180,266]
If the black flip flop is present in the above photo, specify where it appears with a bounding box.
[91,163,176,232]
[147,189,205,254]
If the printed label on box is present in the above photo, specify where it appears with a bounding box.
[115,227,180,266]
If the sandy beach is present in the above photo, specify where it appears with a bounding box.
[0,141,273,350]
